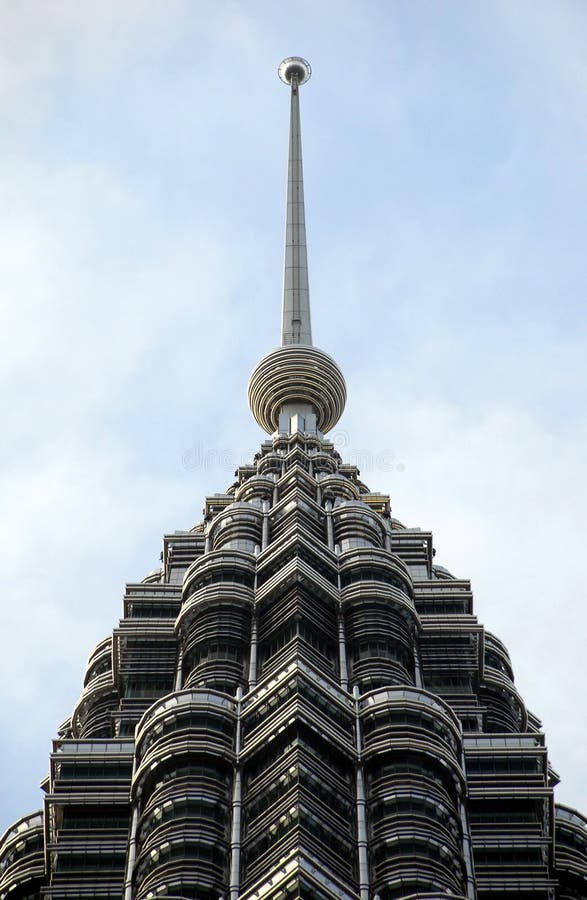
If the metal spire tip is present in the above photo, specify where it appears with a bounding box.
[278,57,311,86]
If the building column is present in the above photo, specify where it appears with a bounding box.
[354,685,370,900]
[229,688,244,900]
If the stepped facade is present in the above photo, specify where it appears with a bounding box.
[2,57,586,900]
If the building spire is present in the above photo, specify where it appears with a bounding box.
[279,57,312,346]
[248,58,346,437]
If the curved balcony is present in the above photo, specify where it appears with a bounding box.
[339,548,413,599]
[360,688,467,898]
[370,791,461,842]
[83,636,113,687]
[183,550,255,601]
[432,563,455,580]
[137,689,237,732]
[141,569,163,585]
[343,580,418,690]
[311,451,339,476]
[133,691,237,797]
[0,810,45,899]
[341,578,416,614]
[137,816,227,868]
[319,472,360,502]
[332,501,386,551]
[370,836,468,896]
[484,631,514,681]
[177,581,253,694]
[484,631,512,662]
[256,451,284,477]
[177,581,253,633]
[301,434,324,452]
[183,656,246,694]
[132,696,233,900]
[342,573,418,691]
[209,503,263,554]
[139,764,231,819]
[235,474,275,504]
[362,714,461,771]
[369,765,460,831]
[479,669,527,733]
[360,687,463,768]
[134,814,229,894]
[138,790,229,849]
[389,517,406,530]
[133,827,228,899]
[71,669,119,739]
[554,803,587,889]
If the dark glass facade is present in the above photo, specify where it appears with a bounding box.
[2,433,586,899]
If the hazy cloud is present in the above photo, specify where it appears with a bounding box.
[1,0,586,829]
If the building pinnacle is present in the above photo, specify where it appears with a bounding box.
[247,59,346,437]
[279,57,312,346]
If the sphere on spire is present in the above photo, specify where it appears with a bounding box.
[248,344,346,435]
[278,57,312,86]
[249,56,346,436]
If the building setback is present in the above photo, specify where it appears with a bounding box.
[1,57,586,900]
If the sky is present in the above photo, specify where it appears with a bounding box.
[1,0,587,833]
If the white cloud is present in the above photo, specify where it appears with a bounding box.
[1,0,586,839]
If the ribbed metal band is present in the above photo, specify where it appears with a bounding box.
[248,344,346,434]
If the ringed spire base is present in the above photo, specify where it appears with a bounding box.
[248,344,346,436]
[248,58,346,436]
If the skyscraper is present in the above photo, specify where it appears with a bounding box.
[1,55,586,900]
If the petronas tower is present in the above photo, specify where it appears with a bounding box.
[1,58,586,900]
